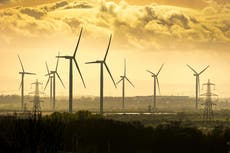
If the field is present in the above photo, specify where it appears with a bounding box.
[1,95,230,126]
[0,95,229,113]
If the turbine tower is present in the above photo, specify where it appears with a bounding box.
[116,59,134,110]
[187,64,209,110]
[146,64,164,113]
[44,53,65,111]
[86,34,117,114]
[57,28,86,113]
[18,55,36,111]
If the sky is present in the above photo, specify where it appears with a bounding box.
[0,0,230,98]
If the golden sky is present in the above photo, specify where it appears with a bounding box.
[0,0,230,98]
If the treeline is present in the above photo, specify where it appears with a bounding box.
[0,95,19,103]
[0,111,230,153]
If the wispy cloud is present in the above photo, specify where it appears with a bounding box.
[0,0,229,52]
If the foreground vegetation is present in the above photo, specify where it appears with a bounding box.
[0,111,230,153]
[105,111,230,129]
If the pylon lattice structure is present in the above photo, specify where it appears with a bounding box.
[30,80,43,120]
[200,79,217,121]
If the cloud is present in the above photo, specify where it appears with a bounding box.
[0,0,11,4]
[0,0,229,52]
[20,7,47,19]
[41,1,68,11]
[64,1,93,9]
[94,1,230,50]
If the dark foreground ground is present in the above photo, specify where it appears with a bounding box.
[0,111,230,153]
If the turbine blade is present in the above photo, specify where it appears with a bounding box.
[125,76,135,88]
[55,52,60,71]
[104,62,117,88]
[104,34,112,61]
[56,56,68,58]
[124,59,126,76]
[74,59,86,88]
[156,77,161,95]
[18,55,25,72]
[45,62,50,75]
[56,72,65,88]
[198,77,200,96]
[199,65,209,75]
[73,27,83,57]
[85,61,100,64]
[44,78,50,91]
[157,64,164,76]
[116,78,123,85]
[24,72,36,75]
[19,80,22,90]
[45,73,52,77]
[187,64,197,74]
[146,70,155,75]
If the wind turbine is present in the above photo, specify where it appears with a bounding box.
[146,64,164,113]
[116,59,134,110]
[85,34,117,114]
[44,52,65,111]
[187,64,209,110]
[18,55,36,111]
[57,28,86,113]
